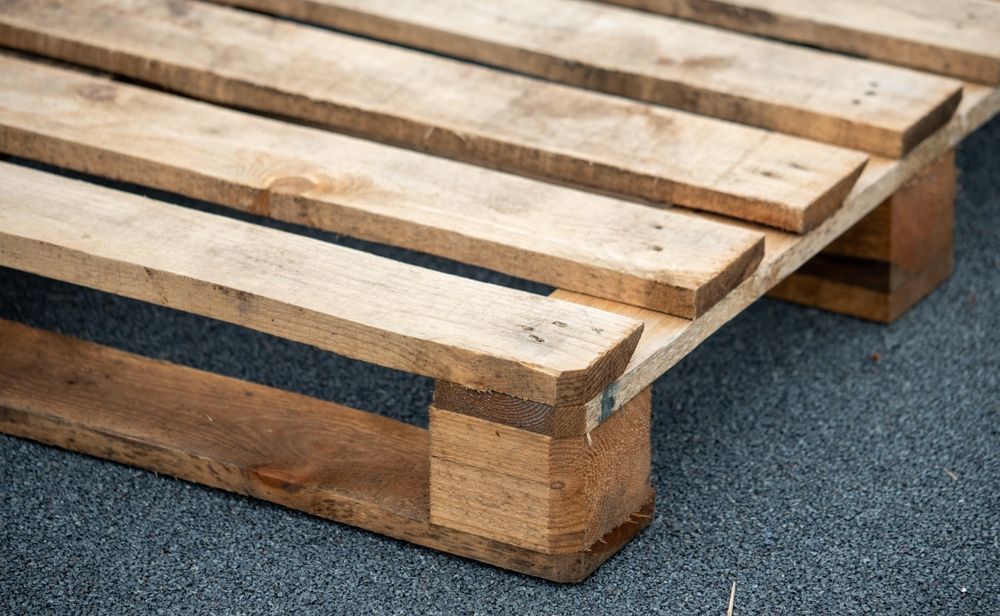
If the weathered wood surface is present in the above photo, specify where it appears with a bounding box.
[0,163,644,406]
[0,319,652,582]
[216,0,963,156]
[603,0,1000,84]
[0,55,765,318]
[0,0,869,232]
[429,387,651,554]
[555,84,1000,429]
[770,151,956,323]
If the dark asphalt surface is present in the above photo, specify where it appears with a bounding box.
[1,116,997,615]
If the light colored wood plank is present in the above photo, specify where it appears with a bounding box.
[604,0,1000,84]
[0,163,643,406]
[769,151,956,323]
[216,0,963,157]
[556,83,1000,429]
[0,0,869,232]
[0,319,653,583]
[429,387,651,554]
[0,55,764,318]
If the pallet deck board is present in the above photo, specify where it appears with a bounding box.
[0,0,870,232]
[0,162,645,406]
[554,83,1000,428]
[217,0,964,157]
[603,0,1000,85]
[0,55,765,318]
[0,0,998,582]
[0,319,652,583]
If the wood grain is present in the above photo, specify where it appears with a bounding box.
[430,387,651,554]
[216,0,963,157]
[603,0,1000,84]
[0,0,869,232]
[0,162,643,406]
[0,55,765,318]
[0,319,652,582]
[769,151,956,323]
[554,84,1000,429]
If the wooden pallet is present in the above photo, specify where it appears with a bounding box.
[0,0,997,582]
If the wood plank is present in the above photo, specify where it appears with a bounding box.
[0,55,765,318]
[554,83,1000,430]
[215,0,963,157]
[603,0,1000,85]
[0,163,643,406]
[0,319,652,582]
[0,0,869,232]
[769,150,956,323]
[429,387,651,554]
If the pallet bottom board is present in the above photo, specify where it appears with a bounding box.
[0,319,651,582]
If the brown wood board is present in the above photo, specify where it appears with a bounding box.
[0,55,765,318]
[0,162,645,406]
[214,0,963,157]
[601,0,1000,84]
[0,0,870,232]
[0,319,652,583]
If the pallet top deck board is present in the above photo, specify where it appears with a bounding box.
[0,56,765,318]
[217,0,964,157]
[0,0,869,232]
[0,163,644,406]
[557,82,1000,428]
[602,0,1000,85]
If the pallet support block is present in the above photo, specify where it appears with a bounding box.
[429,383,653,555]
[770,150,956,323]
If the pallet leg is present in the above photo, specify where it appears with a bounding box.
[769,150,956,323]
[429,382,654,581]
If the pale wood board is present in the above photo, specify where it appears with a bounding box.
[559,83,1000,429]
[430,387,651,554]
[0,162,644,406]
[215,0,963,157]
[0,0,869,232]
[603,0,1000,84]
[0,55,765,318]
[769,151,956,323]
[0,319,652,583]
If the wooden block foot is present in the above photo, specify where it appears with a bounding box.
[770,151,956,323]
[0,320,652,582]
[429,383,652,555]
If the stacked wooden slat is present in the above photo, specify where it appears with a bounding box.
[0,0,997,582]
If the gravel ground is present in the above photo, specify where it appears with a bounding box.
[1,116,997,615]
